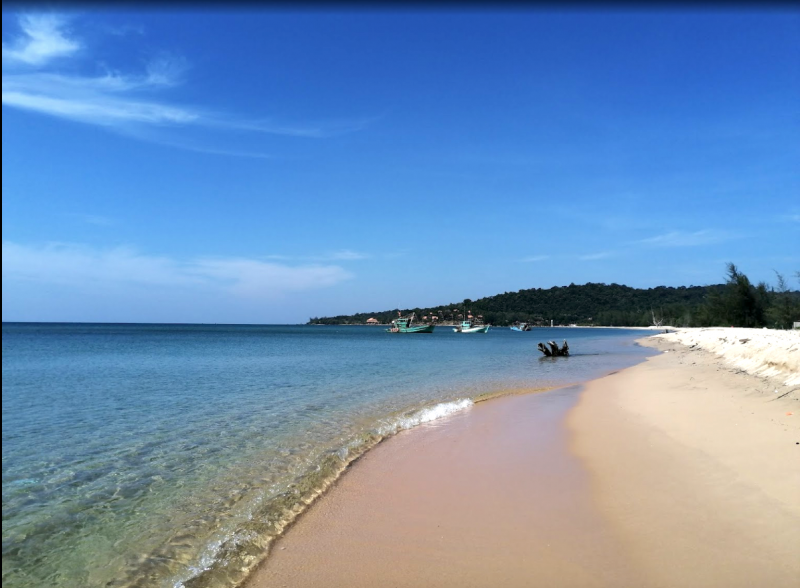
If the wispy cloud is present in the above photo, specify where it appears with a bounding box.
[320,249,371,261]
[636,229,736,248]
[134,136,272,159]
[2,14,79,66]
[216,117,377,139]
[519,255,550,262]
[259,250,371,262]
[189,257,350,297]
[101,22,145,37]
[3,52,202,128]
[2,241,354,297]
[2,13,373,153]
[578,252,612,260]
[781,214,800,223]
[255,249,374,262]
[66,213,115,226]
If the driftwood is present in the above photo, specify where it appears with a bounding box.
[537,340,569,357]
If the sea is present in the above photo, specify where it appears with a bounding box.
[2,323,655,588]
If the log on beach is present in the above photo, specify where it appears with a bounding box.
[537,340,569,357]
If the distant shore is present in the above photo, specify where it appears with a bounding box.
[244,327,799,587]
[311,323,668,328]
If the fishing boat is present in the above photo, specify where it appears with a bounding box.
[510,322,531,332]
[386,313,435,333]
[453,318,490,334]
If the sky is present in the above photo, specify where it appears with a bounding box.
[2,7,799,323]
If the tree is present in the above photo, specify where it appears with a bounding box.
[718,263,767,327]
[769,271,800,329]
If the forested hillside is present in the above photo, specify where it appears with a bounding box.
[310,283,724,327]
[309,266,800,329]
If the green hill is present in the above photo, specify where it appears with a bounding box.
[309,267,800,329]
[309,282,728,327]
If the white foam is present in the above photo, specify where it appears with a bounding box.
[655,327,800,386]
[173,398,475,588]
[376,399,474,436]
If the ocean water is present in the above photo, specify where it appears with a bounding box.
[2,323,655,588]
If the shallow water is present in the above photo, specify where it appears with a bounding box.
[2,323,654,588]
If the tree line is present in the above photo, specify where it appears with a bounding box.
[308,263,800,329]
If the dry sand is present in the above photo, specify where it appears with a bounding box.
[657,326,800,386]
[245,329,799,588]
[569,329,799,588]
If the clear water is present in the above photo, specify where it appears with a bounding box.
[2,323,655,588]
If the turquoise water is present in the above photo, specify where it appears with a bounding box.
[2,323,654,588]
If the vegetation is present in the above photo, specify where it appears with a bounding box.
[309,263,800,329]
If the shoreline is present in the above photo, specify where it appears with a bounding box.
[242,328,799,587]
[244,384,632,588]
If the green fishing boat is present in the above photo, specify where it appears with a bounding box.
[452,305,489,333]
[386,313,435,333]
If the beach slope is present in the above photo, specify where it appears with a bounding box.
[569,328,800,587]
[245,328,799,587]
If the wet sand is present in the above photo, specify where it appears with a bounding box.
[244,386,641,587]
[245,334,799,588]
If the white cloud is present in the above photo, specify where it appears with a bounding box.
[321,250,371,261]
[252,250,371,262]
[144,54,189,87]
[2,241,194,287]
[519,255,550,262]
[579,252,612,260]
[2,13,373,151]
[636,229,735,247]
[2,85,200,127]
[142,141,272,159]
[2,241,354,298]
[66,213,115,226]
[227,117,376,138]
[191,258,350,297]
[101,23,146,38]
[2,14,79,66]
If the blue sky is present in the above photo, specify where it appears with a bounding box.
[2,8,799,323]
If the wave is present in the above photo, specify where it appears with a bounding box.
[374,398,474,436]
[107,398,475,588]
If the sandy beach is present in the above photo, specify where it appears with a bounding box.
[244,328,800,588]
[569,329,799,587]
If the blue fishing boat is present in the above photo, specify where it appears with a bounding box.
[510,322,531,332]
